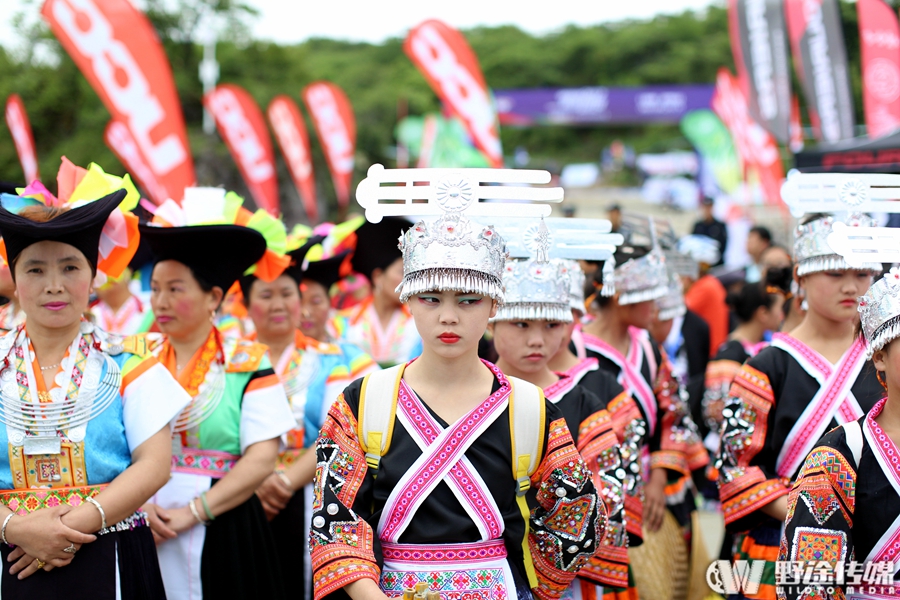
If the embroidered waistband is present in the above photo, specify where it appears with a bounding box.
[172,448,238,477]
[381,539,508,563]
[98,510,148,536]
[0,484,107,516]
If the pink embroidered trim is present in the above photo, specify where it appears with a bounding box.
[775,336,866,477]
[171,448,239,477]
[560,357,599,387]
[380,361,510,542]
[381,539,507,563]
[395,379,504,540]
[544,373,578,403]
[772,332,831,374]
[582,331,658,434]
[865,399,900,567]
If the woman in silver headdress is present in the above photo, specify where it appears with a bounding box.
[490,256,629,596]
[778,268,900,599]
[716,213,885,599]
[309,195,605,600]
[582,245,707,526]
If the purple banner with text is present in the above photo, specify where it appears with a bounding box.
[495,85,715,126]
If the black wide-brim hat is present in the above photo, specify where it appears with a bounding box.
[304,250,351,292]
[282,234,327,285]
[139,223,267,292]
[0,189,127,269]
[350,217,408,280]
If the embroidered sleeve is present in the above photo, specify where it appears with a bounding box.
[716,364,789,530]
[309,392,379,600]
[650,350,708,475]
[702,358,743,435]
[777,445,856,600]
[574,406,629,588]
[529,417,607,600]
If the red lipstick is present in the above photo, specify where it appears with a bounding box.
[438,333,460,344]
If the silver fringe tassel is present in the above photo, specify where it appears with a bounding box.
[867,315,900,359]
[397,268,505,303]
[600,258,616,297]
[617,283,669,306]
[658,304,687,322]
[797,254,882,277]
[491,302,573,323]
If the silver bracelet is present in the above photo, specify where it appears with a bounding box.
[1,513,14,546]
[274,471,293,491]
[188,498,207,526]
[86,496,106,530]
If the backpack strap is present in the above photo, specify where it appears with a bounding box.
[841,419,864,468]
[507,376,546,590]
[357,365,404,475]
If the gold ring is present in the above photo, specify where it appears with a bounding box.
[34,558,46,570]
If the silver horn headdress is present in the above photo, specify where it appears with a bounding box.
[355,164,564,303]
[780,172,887,276]
[482,216,623,311]
[794,213,881,276]
[859,268,900,359]
[492,221,574,323]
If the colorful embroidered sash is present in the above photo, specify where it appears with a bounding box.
[1,483,106,515]
[377,379,511,543]
[772,334,866,478]
[863,401,900,579]
[583,331,658,435]
[171,448,238,477]
[379,539,513,599]
[381,539,507,563]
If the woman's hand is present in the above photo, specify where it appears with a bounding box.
[164,505,200,536]
[4,506,96,568]
[8,548,56,580]
[256,473,293,521]
[643,468,668,533]
[142,503,177,545]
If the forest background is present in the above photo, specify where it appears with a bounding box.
[0,0,873,223]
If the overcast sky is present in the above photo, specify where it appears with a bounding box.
[1,0,719,47]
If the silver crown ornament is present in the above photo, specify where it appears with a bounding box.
[355,164,564,303]
[562,258,587,313]
[480,216,623,303]
[657,269,687,322]
[794,213,882,276]
[781,172,900,217]
[614,247,669,306]
[859,268,900,359]
[492,258,574,323]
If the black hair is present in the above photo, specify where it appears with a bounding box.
[800,212,829,226]
[238,275,256,306]
[749,225,772,243]
[726,270,786,323]
[152,259,216,293]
